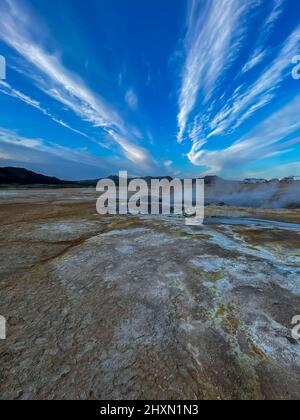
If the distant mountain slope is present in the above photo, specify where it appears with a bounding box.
[0,167,71,185]
[0,167,299,209]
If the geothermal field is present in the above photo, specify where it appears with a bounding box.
[0,187,300,400]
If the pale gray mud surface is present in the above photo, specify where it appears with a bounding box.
[0,189,300,400]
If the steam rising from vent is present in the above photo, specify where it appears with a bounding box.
[204,177,300,209]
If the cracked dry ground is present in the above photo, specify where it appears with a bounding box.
[0,190,300,400]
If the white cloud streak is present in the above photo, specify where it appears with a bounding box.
[107,129,152,168]
[0,127,109,168]
[190,95,300,176]
[205,25,300,138]
[177,0,254,142]
[242,0,285,73]
[125,89,138,111]
[0,0,151,167]
[0,81,89,138]
[178,0,300,176]
[242,50,266,74]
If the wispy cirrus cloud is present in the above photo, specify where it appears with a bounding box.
[0,81,89,138]
[0,127,107,167]
[0,0,121,128]
[242,0,285,73]
[0,0,152,168]
[0,126,136,179]
[125,89,138,111]
[107,129,155,171]
[242,50,267,74]
[190,95,300,177]
[177,0,254,143]
[177,0,300,175]
[0,127,160,178]
[203,25,300,139]
[247,160,300,179]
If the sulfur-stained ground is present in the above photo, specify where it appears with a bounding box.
[0,189,300,400]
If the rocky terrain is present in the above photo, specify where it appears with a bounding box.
[0,189,300,400]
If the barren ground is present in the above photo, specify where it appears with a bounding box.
[0,189,300,400]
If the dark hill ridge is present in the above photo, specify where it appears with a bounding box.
[0,167,72,185]
[0,166,299,188]
[0,168,222,186]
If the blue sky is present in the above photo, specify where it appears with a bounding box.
[0,0,299,180]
